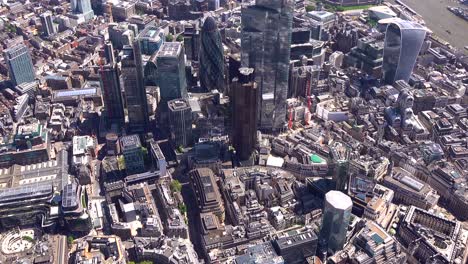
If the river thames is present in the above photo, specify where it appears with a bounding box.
[391,0,467,51]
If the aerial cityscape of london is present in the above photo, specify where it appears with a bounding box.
[0,0,467,263]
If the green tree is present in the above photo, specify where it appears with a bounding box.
[305,5,314,12]
[178,203,187,214]
[22,236,34,243]
[166,34,174,42]
[176,34,184,42]
[81,194,86,208]
[117,155,126,170]
[177,145,184,153]
[67,235,74,245]
[170,180,182,193]
[141,147,150,165]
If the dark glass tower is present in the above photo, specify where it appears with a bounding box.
[144,53,158,86]
[241,0,293,131]
[40,12,56,37]
[156,42,187,103]
[121,42,149,134]
[199,16,225,92]
[232,68,258,161]
[319,191,352,254]
[382,19,426,84]
[99,64,124,125]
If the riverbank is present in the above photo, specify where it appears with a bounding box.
[390,0,467,52]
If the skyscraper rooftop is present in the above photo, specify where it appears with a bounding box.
[157,42,182,57]
[325,190,352,210]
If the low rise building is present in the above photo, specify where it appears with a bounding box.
[397,206,465,264]
[382,167,439,210]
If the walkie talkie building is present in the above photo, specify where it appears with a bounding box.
[382,19,426,84]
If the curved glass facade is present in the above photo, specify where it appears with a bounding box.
[199,17,225,92]
[383,19,426,84]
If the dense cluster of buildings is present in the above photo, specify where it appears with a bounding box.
[0,0,466,263]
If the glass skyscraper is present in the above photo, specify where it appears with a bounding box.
[199,16,225,92]
[382,19,426,84]
[232,68,258,161]
[168,99,192,147]
[40,12,56,37]
[319,190,353,254]
[70,0,94,21]
[4,44,35,86]
[241,0,293,131]
[71,0,92,14]
[121,42,149,134]
[156,42,188,103]
[99,64,124,126]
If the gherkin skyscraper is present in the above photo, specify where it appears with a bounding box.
[199,16,225,92]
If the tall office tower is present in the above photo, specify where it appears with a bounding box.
[137,26,165,55]
[121,42,149,134]
[4,44,35,86]
[331,142,350,192]
[70,0,94,20]
[319,191,352,254]
[183,24,200,61]
[156,42,187,103]
[168,99,192,147]
[241,0,293,131]
[99,64,124,125]
[144,55,158,86]
[232,68,258,161]
[333,160,349,192]
[199,16,225,92]
[382,19,426,84]
[103,41,115,65]
[40,12,56,37]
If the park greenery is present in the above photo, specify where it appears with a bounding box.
[170,180,182,193]
[309,0,374,12]
[178,203,187,215]
[22,236,34,243]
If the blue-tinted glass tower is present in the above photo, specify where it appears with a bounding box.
[4,44,35,86]
[199,16,225,92]
[156,42,188,103]
[319,191,353,254]
[70,0,94,21]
